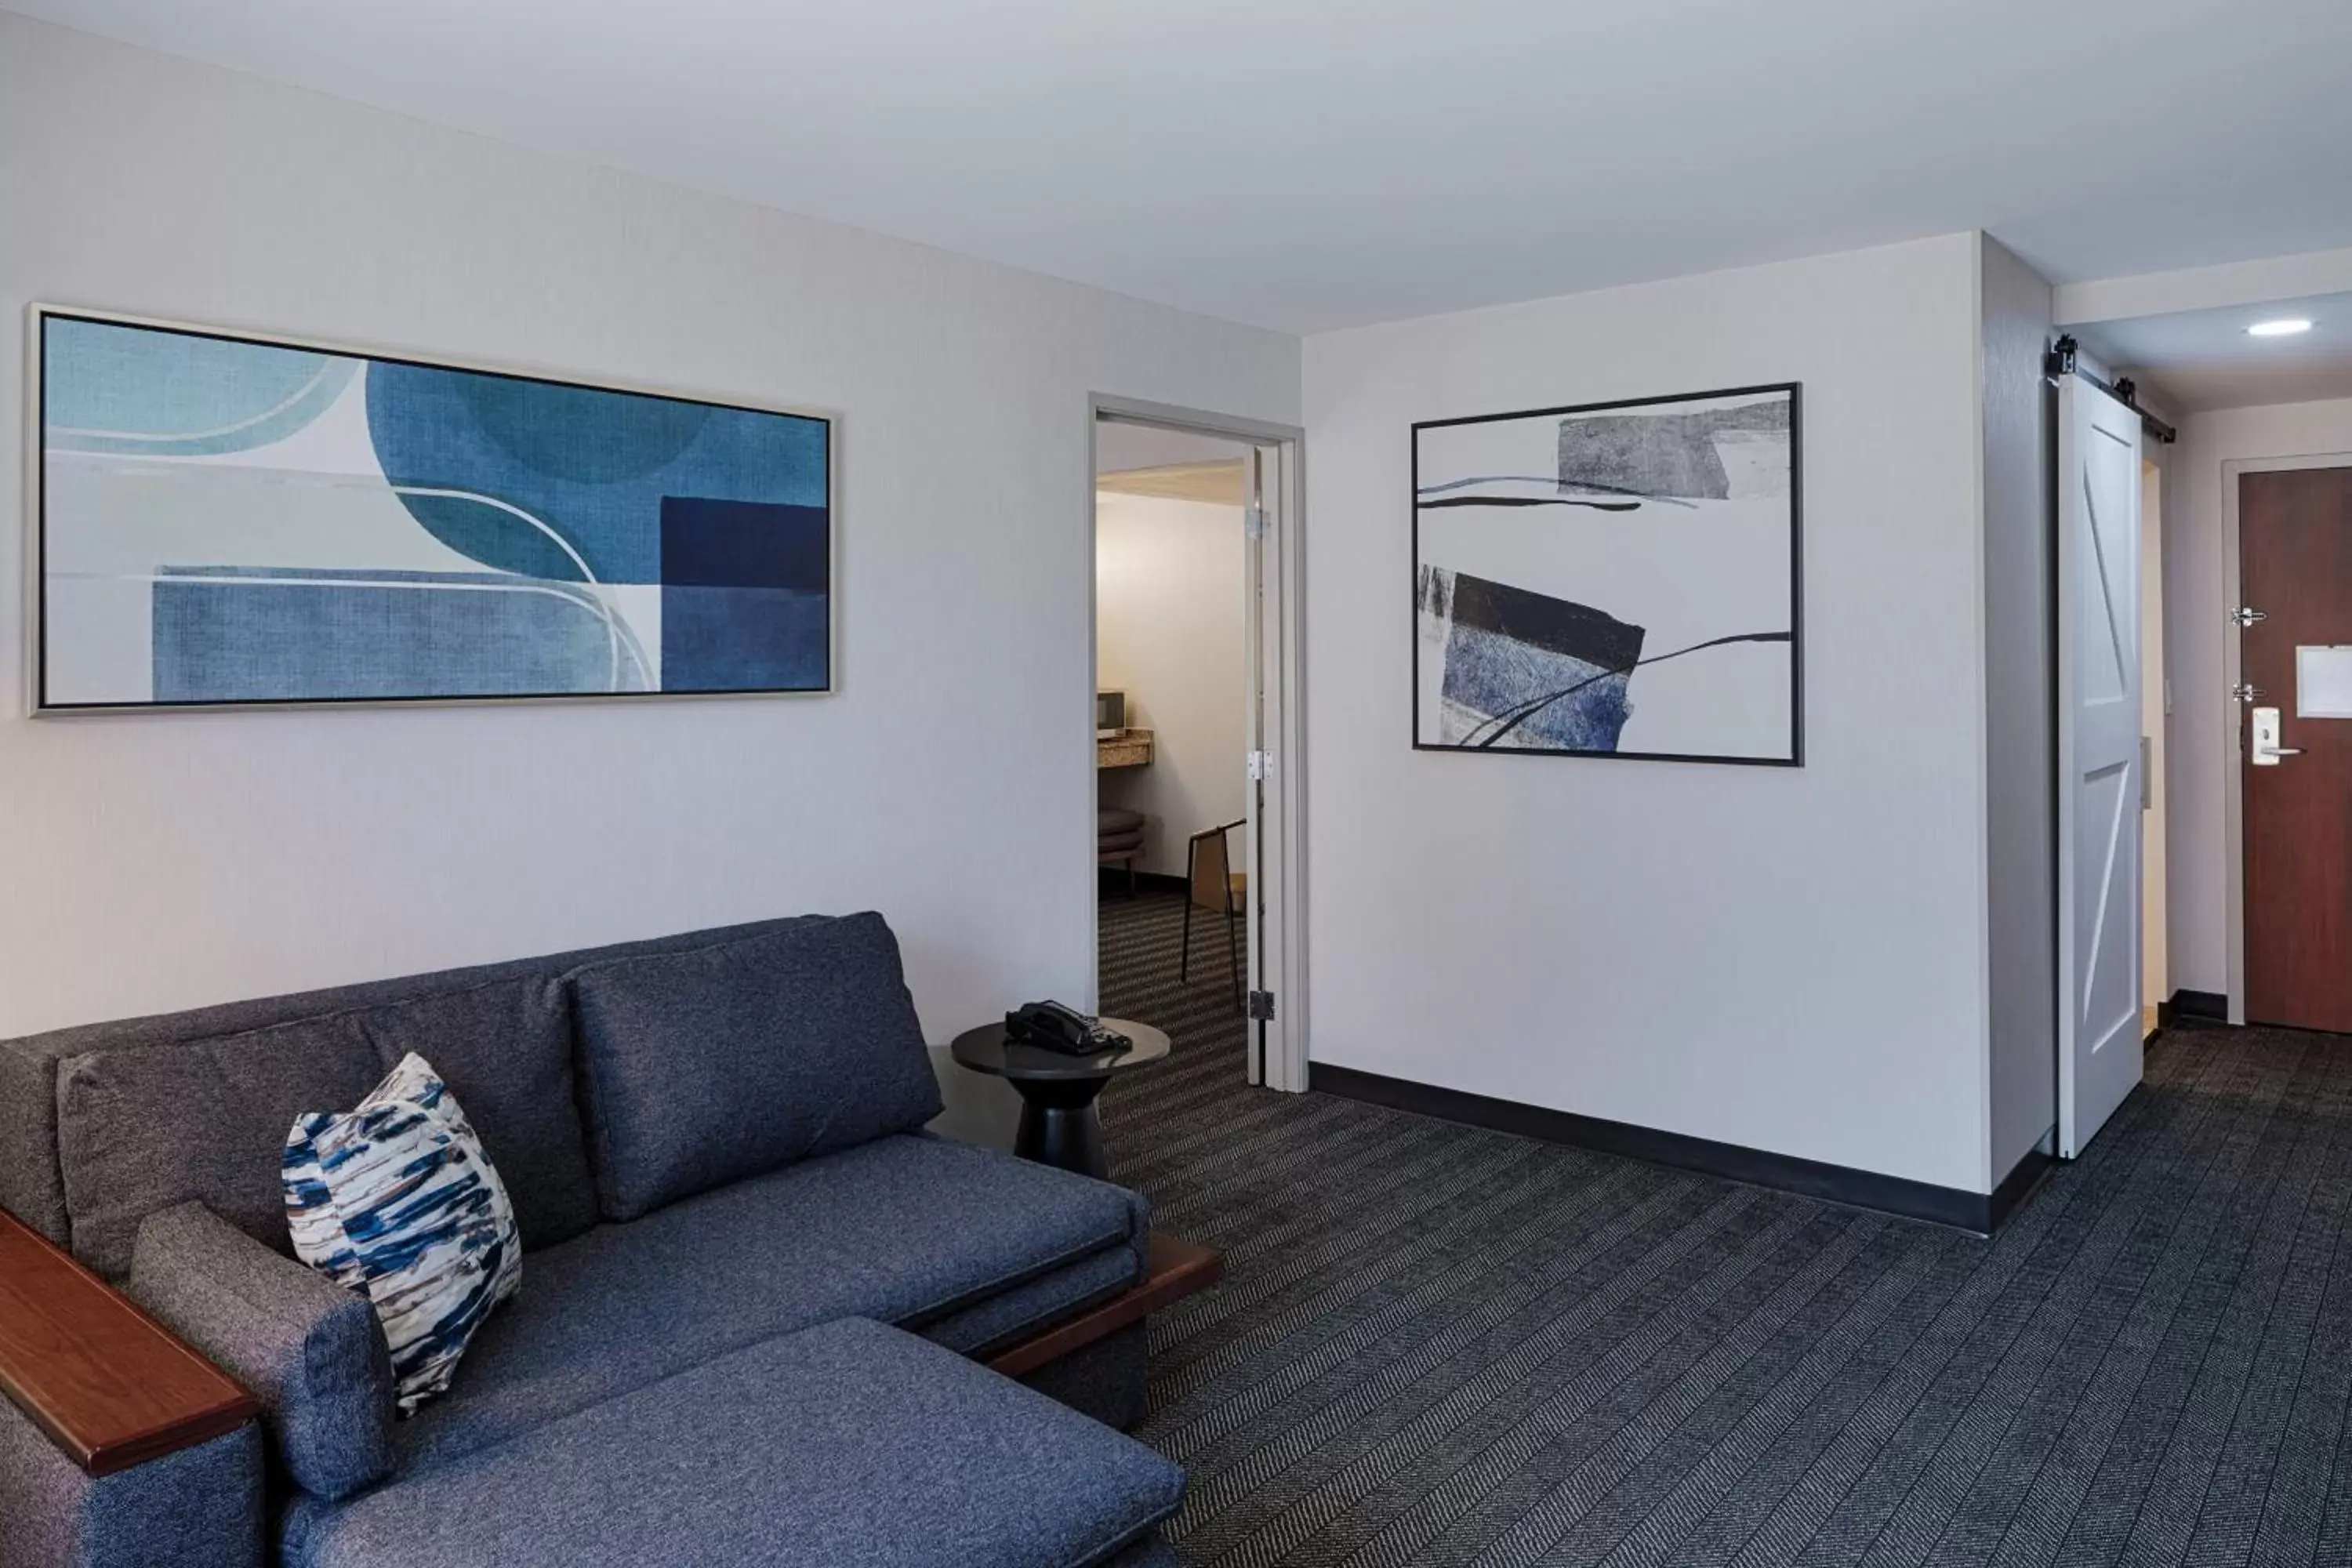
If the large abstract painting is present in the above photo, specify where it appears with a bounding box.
[35,310,832,710]
[1413,383,1801,765]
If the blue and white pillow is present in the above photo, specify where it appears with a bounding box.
[285,1054,522,1414]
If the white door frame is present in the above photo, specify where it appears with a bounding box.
[2220,450,2352,1025]
[1087,394,1308,1094]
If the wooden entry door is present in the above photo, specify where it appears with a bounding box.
[2242,466,2352,1033]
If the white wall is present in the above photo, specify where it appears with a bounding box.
[1303,234,1995,1194]
[1978,234,2058,1182]
[0,16,1298,1038]
[1094,494,1248,876]
[2165,394,2352,998]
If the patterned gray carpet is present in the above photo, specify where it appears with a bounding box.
[1096,887,2352,1567]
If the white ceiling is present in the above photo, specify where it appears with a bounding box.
[2080,292,2352,414]
[13,0,2352,334]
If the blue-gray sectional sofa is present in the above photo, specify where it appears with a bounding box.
[0,913,1184,1567]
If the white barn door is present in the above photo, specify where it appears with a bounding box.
[2056,376,2146,1159]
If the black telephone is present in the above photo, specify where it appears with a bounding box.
[1004,1000,1130,1056]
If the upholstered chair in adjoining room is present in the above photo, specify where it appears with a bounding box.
[1098,808,1146,895]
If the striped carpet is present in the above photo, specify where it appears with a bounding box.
[1096,888,2352,1566]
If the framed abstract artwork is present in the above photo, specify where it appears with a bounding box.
[1412,382,1802,766]
[31,308,833,711]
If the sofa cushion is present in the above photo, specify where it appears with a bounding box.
[126,1202,396,1504]
[393,1133,1147,1472]
[57,1014,384,1279]
[281,1317,1184,1568]
[568,913,942,1221]
[3,916,823,1258]
[51,977,592,1279]
[346,978,597,1250]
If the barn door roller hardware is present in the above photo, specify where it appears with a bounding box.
[2045,336,2178,445]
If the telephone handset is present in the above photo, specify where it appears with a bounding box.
[1004,1000,1130,1055]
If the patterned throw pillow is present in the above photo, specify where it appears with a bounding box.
[284,1053,522,1414]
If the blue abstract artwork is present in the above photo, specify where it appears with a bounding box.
[1413,384,1802,765]
[37,312,831,708]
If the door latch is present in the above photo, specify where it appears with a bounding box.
[2250,706,2303,767]
[2230,606,2267,628]
[2232,683,2265,704]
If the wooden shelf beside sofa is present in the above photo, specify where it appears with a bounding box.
[0,1207,256,1475]
[985,1236,1223,1379]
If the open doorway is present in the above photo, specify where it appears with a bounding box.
[2061,285,2352,1043]
[1088,399,1305,1092]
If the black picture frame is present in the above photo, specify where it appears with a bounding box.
[1410,380,1804,768]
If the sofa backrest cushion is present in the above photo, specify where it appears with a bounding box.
[568,912,943,1221]
[60,1014,383,1281]
[0,916,820,1267]
[51,977,596,1279]
[355,978,600,1250]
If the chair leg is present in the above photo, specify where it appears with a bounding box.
[1226,902,1243,1013]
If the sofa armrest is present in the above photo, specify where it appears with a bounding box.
[0,1402,262,1568]
[126,1203,396,1503]
[0,1206,256,1475]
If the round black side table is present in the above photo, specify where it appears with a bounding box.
[948,1018,1169,1178]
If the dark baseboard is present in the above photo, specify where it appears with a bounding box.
[2169,989,2228,1022]
[1312,1063,2024,1235]
[1987,1143,2054,1232]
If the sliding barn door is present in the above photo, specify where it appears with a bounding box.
[2056,376,2146,1159]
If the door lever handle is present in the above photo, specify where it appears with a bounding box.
[2250,706,2302,765]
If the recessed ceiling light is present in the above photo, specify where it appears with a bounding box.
[2248,318,2314,337]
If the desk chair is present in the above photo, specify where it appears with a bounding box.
[1181,819,1247,1011]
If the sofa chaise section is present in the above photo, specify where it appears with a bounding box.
[283,1317,1183,1568]
[394,1131,1149,1471]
